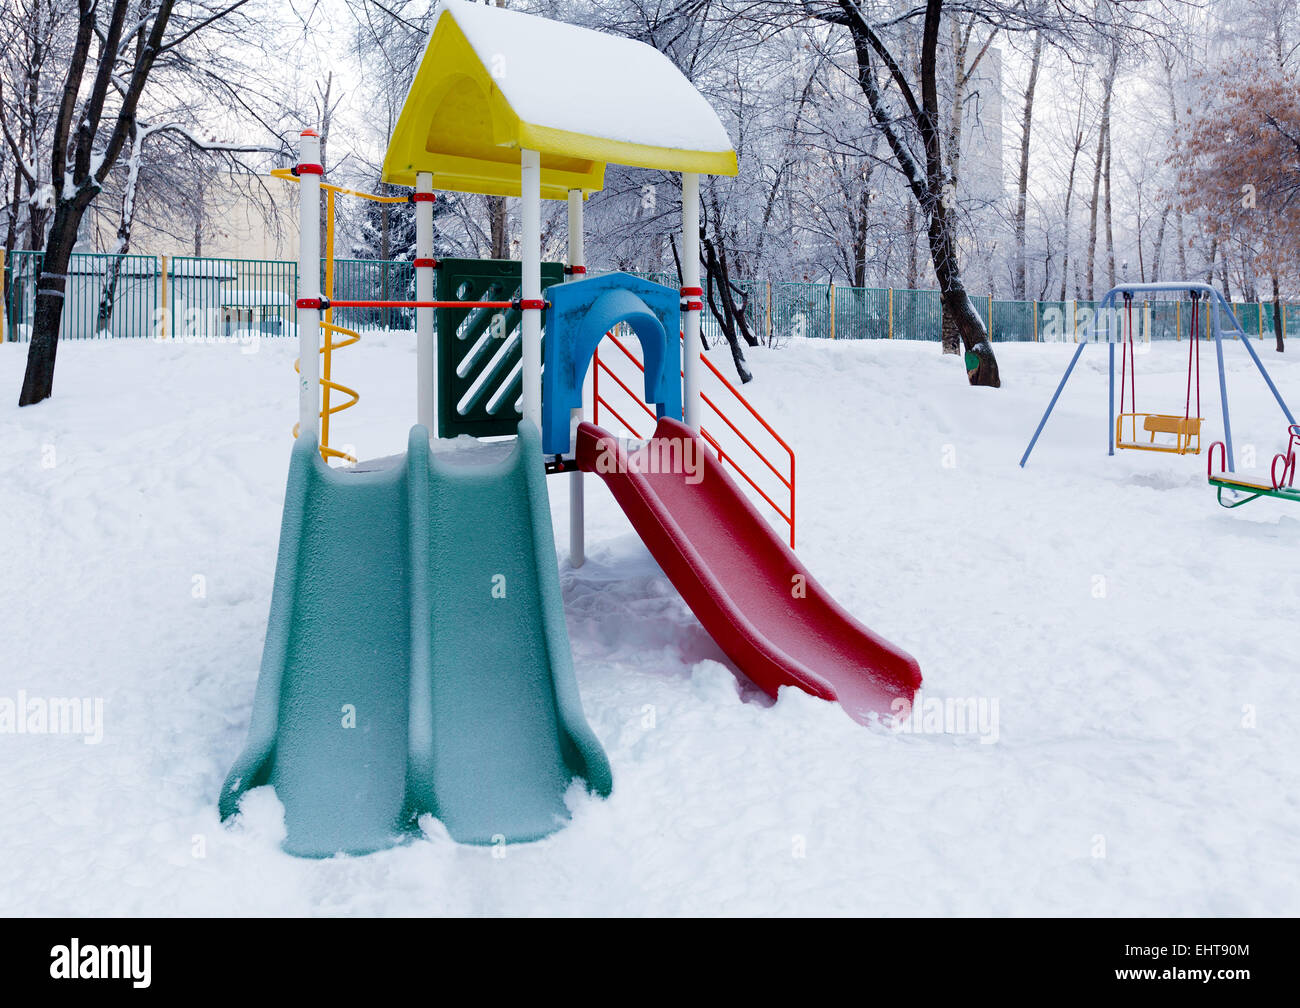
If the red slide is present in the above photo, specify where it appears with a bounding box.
[576,418,921,723]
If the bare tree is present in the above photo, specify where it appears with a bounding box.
[92,122,269,335]
[1057,76,1088,301]
[1085,43,1119,299]
[1011,30,1042,300]
[15,0,272,406]
[792,0,1000,385]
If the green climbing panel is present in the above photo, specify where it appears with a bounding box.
[436,257,565,440]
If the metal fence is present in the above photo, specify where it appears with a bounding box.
[5,250,1300,345]
[0,250,421,343]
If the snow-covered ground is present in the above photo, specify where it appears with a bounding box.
[1,330,1297,916]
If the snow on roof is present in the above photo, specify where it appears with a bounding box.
[382,0,737,197]
[447,0,733,155]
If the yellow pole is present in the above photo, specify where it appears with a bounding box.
[829,284,836,340]
[159,255,169,339]
[888,287,894,338]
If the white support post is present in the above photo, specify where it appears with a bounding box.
[521,149,543,433]
[415,172,436,437]
[297,130,322,442]
[681,172,702,429]
[567,188,586,568]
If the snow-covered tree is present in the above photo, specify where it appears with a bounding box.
[11,0,287,405]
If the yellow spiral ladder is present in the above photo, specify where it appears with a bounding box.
[274,168,408,464]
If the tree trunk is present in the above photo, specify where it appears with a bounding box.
[1085,124,1103,299]
[1150,205,1169,280]
[1273,273,1285,352]
[833,0,998,385]
[905,200,919,288]
[699,195,755,383]
[1086,46,1119,299]
[488,196,508,259]
[853,185,869,287]
[1103,118,1115,288]
[1058,100,1086,301]
[3,171,19,329]
[938,16,994,355]
[1012,32,1043,301]
[95,257,125,336]
[19,200,82,404]
[929,199,999,386]
[1163,60,1189,278]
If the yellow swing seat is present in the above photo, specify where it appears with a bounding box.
[1115,412,1203,455]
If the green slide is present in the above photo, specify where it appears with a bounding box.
[220,422,611,857]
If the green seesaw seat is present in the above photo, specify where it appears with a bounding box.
[1207,431,1300,509]
[219,422,611,857]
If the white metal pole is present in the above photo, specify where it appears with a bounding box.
[567,188,586,568]
[297,130,322,442]
[681,172,702,429]
[415,172,436,437]
[520,149,543,433]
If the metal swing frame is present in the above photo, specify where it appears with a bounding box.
[1020,281,1296,474]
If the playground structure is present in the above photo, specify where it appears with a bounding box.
[220,0,921,858]
[1019,282,1296,500]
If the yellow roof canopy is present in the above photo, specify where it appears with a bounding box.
[381,0,738,200]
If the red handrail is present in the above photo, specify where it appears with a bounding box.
[592,329,796,547]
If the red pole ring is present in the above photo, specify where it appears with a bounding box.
[684,301,704,311]
[680,286,704,297]
[410,192,436,203]
[565,265,588,275]
[296,164,324,176]
[515,298,548,311]
[413,258,437,269]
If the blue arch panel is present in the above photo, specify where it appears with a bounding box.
[542,273,682,455]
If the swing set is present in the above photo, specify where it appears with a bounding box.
[1114,290,1203,455]
[1021,282,1297,509]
